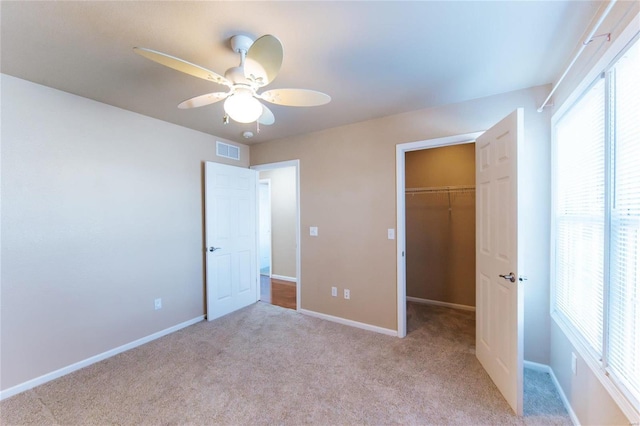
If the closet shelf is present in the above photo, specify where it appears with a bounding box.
[405,185,475,195]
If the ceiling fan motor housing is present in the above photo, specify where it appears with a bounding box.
[230,34,254,54]
[224,66,250,85]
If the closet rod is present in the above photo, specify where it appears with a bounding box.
[405,185,475,194]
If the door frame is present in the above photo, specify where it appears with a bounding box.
[396,132,483,338]
[251,160,301,311]
[258,178,272,277]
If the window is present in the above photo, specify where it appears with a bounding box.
[553,35,640,416]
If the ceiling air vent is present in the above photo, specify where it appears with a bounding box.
[216,141,240,161]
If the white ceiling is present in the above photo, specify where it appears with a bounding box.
[1,1,601,145]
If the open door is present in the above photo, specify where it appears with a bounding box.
[205,162,258,321]
[475,109,524,415]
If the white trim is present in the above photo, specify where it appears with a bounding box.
[406,296,476,312]
[271,274,297,283]
[0,315,204,401]
[396,132,483,338]
[251,160,301,311]
[523,361,580,426]
[299,309,397,337]
[523,360,550,373]
[549,366,581,426]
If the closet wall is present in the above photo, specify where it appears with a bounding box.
[405,143,476,307]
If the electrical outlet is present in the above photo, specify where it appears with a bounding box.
[331,287,337,297]
[344,289,350,300]
[154,298,162,310]
[571,352,577,375]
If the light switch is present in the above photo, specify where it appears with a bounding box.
[388,229,395,240]
[310,226,318,236]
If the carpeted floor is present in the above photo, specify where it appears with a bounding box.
[1,302,570,425]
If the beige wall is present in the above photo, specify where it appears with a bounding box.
[546,2,639,424]
[405,145,475,307]
[251,85,553,364]
[0,74,249,391]
[259,167,297,279]
[550,323,629,425]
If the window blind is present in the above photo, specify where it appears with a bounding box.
[607,38,640,403]
[555,78,605,355]
[553,35,640,414]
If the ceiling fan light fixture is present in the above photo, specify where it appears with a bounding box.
[136,34,330,127]
[223,89,263,123]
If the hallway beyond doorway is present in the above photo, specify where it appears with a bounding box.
[260,275,296,310]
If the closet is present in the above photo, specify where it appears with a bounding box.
[405,143,476,310]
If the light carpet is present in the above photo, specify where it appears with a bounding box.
[1,302,570,425]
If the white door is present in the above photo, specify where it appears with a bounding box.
[258,180,272,275]
[205,162,258,321]
[475,109,524,415]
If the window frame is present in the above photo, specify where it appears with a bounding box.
[550,28,640,423]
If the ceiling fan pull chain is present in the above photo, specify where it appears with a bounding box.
[256,120,260,134]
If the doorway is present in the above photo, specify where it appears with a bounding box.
[251,160,301,311]
[396,132,482,337]
[259,179,272,277]
[404,143,476,331]
[397,110,525,416]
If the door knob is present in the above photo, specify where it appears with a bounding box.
[208,247,222,252]
[499,272,516,283]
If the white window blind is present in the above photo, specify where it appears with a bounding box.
[555,78,605,355]
[607,37,640,403]
[553,34,640,412]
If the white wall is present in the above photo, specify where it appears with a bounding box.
[0,74,249,391]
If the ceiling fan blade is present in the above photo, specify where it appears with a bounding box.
[133,47,229,86]
[178,92,229,109]
[260,89,331,107]
[244,35,283,87]
[258,104,275,126]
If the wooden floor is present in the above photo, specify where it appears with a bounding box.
[260,275,296,310]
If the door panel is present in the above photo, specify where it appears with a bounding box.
[205,162,258,321]
[238,250,252,293]
[476,108,524,415]
[215,254,232,300]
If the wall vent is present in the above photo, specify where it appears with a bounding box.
[216,141,240,161]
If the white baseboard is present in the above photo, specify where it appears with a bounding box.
[524,360,580,426]
[299,308,397,337]
[523,360,550,373]
[406,296,476,312]
[271,274,297,283]
[0,315,205,401]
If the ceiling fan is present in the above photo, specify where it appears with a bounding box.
[134,34,330,126]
